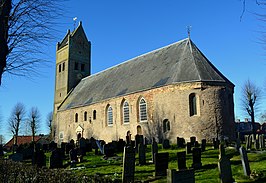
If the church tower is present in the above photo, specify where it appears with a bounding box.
[53,21,91,117]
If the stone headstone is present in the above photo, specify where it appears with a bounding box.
[235,138,241,151]
[79,137,86,156]
[138,143,146,165]
[177,151,187,170]
[118,139,126,152]
[49,148,63,168]
[201,139,206,152]
[239,146,251,176]
[186,142,192,154]
[167,169,195,183]
[255,139,260,150]
[60,142,66,153]
[49,141,57,151]
[126,134,131,145]
[190,136,196,147]
[70,139,75,146]
[122,146,135,183]
[32,150,46,168]
[259,135,265,149]
[213,138,219,149]
[163,139,171,149]
[218,144,234,183]
[192,148,202,169]
[69,148,78,162]
[103,143,115,157]
[154,152,169,176]
[65,143,74,154]
[151,138,158,163]
[9,153,23,162]
[194,141,200,148]
[85,139,92,152]
[177,137,186,148]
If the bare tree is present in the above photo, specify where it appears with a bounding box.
[46,111,53,139]
[241,79,261,138]
[0,0,64,85]
[8,102,26,148]
[27,107,41,142]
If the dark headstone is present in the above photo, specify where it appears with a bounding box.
[103,143,115,157]
[190,137,196,147]
[163,139,171,149]
[126,134,131,145]
[177,137,186,148]
[213,138,219,149]
[154,152,169,176]
[218,144,234,183]
[65,143,74,154]
[186,142,192,154]
[201,139,206,152]
[194,141,200,148]
[235,138,241,151]
[50,148,63,168]
[138,143,146,165]
[177,151,187,170]
[152,138,158,163]
[49,141,57,151]
[239,146,251,176]
[79,137,86,156]
[42,144,48,152]
[192,148,202,169]
[85,139,92,152]
[167,169,195,183]
[255,139,260,150]
[32,150,46,168]
[118,139,126,152]
[259,135,265,149]
[9,153,23,162]
[69,148,78,162]
[70,139,75,146]
[122,146,135,183]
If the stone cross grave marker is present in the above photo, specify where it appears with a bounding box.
[151,138,158,163]
[122,146,135,183]
[177,151,187,170]
[218,144,234,183]
[167,169,195,183]
[192,148,202,169]
[154,152,169,176]
[239,146,251,176]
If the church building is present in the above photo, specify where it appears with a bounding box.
[53,22,235,144]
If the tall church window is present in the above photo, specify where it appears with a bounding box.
[84,111,87,121]
[62,62,65,71]
[123,101,130,124]
[189,93,197,116]
[59,64,61,73]
[93,110,97,120]
[75,113,78,122]
[139,98,147,122]
[163,119,170,133]
[107,106,113,126]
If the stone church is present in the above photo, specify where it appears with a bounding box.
[53,22,235,144]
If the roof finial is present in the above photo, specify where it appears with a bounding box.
[187,25,192,39]
[73,17,78,30]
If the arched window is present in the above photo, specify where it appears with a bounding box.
[189,93,197,116]
[123,101,130,124]
[84,111,87,121]
[93,110,97,120]
[75,113,78,122]
[139,98,147,122]
[163,119,170,133]
[107,106,113,126]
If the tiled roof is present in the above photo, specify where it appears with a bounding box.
[59,38,234,110]
[4,136,41,149]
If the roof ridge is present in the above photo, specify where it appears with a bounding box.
[188,39,202,81]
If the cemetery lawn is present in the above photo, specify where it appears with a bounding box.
[49,144,266,183]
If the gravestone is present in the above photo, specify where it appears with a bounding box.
[79,137,86,156]
[177,151,187,170]
[118,139,126,152]
[194,141,199,148]
[32,150,46,168]
[60,142,66,152]
[49,148,63,168]
[167,169,195,183]
[213,138,219,149]
[42,144,48,152]
[65,143,74,154]
[126,134,131,145]
[239,146,251,176]
[138,143,146,165]
[0,145,3,156]
[235,138,241,151]
[151,138,158,163]
[154,152,169,176]
[103,143,115,157]
[259,135,265,149]
[186,142,192,154]
[69,148,78,162]
[49,141,57,151]
[70,139,75,147]
[122,146,135,183]
[255,139,260,150]
[177,137,186,148]
[163,139,171,149]
[9,153,23,162]
[201,139,206,152]
[218,144,234,183]
[85,139,92,152]
[192,148,202,169]
[190,136,196,147]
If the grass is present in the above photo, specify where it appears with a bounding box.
[42,144,266,182]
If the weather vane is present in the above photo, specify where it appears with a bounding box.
[73,17,78,30]
[187,25,192,39]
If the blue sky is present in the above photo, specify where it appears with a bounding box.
[0,1,266,142]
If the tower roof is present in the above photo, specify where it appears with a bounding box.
[59,38,234,110]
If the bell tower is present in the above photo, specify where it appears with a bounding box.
[54,21,91,114]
